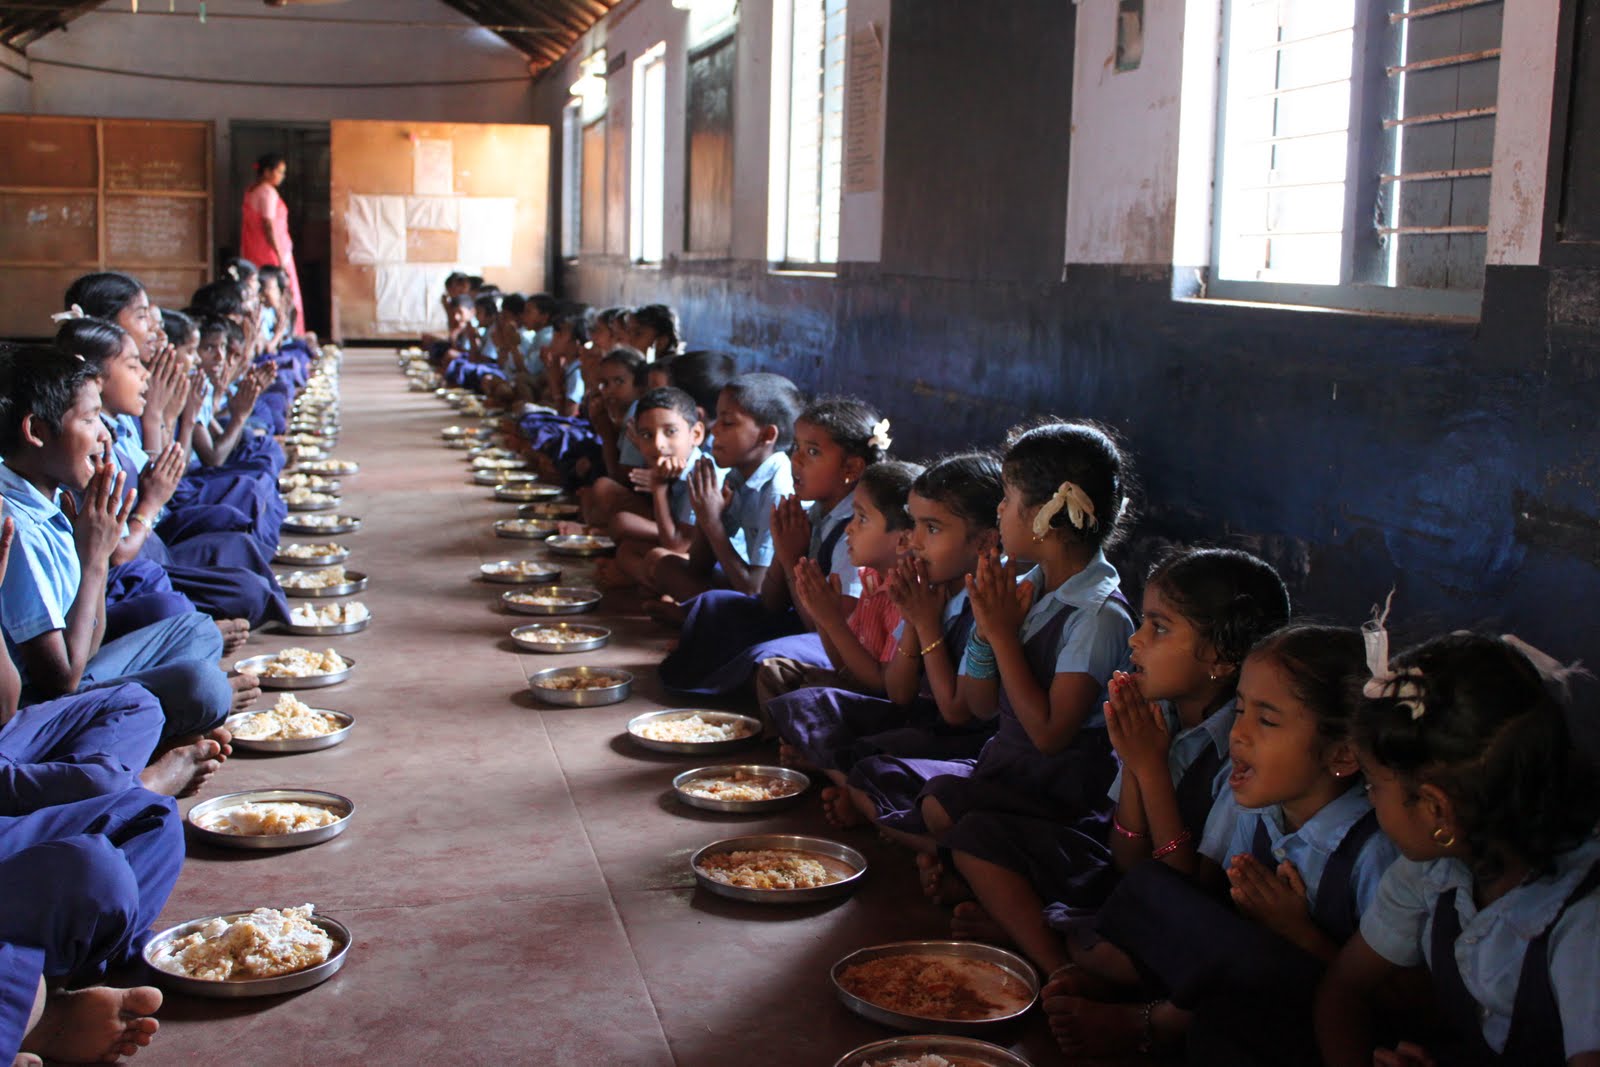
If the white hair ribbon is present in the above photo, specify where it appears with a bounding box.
[1361,589,1426,718]
[50,304,86,324]
[868,418,892,453]
[1033,480,1097,538]
[1500,634,1590,700]
[226,265,240,281]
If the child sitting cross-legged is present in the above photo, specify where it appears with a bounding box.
[611,387,723,588]
[0,346,257,744]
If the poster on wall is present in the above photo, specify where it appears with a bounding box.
[329,120,548,340]
[845,23,885,194]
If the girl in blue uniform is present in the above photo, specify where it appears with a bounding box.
[770,452,1003,825]
[1318,631,1600,1067]
[957,548,1292,972]
[1049,624,1399,1062]
[656,391,882,696]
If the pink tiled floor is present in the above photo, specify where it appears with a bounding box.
[142,352,1059,1066]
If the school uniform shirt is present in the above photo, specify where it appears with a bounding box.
[0,462,81,657]
[111,415,149,474]
[664,446,724,526]
[617,400,645,469]
[563,360,585,406]
[721,451,794,567]
[260,306,277,343]
[956,552,1133,719]
[1201,786,1399,919]
[807,490,863,596]
[1107,698,1236,803]
[1361,835,1600,1057]
[847,578,902,663]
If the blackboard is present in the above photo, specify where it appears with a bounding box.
[105,195,206,264]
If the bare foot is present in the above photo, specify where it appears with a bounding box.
[13,1053,42,1066]
[139,737,222,798]
[592,559,634,591]
[1048,994,1182,1058]
[23,985,162,1064]
[916,853,973,905]
[777,742,818,771]
[644,597,687,629]
[555,520,589,537]
[213,618,250,657]
[228,671,261,713]
[951,901,1013,944]
[821,786,865,829]
[1040,964,1123,1003]
[207,724,233,761]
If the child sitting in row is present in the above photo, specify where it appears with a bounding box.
[0,347,254,740]
[611,387,723,587]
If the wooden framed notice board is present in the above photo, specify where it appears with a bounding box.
[0,115,213,338]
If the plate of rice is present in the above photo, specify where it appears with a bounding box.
[144,905,350,998]
[225,693,352,753]
[235,648,353,690]
[690,834,866,904]
[830,1036,1034,1067]
[186,789,354,850]
[626,710,763,755]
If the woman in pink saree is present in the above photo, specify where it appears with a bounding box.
[239,153,303,333]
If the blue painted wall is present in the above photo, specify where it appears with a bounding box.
[536,0,1600,707]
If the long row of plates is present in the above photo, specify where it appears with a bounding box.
[408,355,1045,1066]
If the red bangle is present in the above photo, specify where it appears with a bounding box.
[1150,830,1193,860]
[1112,817,1147,840]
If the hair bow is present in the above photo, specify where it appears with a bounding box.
[1362,589,1426,718]
[226,265,240,281]
[50,304,86,324]
[868,418,892,452]
[1033,480,1097,538]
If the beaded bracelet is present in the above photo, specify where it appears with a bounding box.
[964,636,998,680]
[1150,829,1193,860]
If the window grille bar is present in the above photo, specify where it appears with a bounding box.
[1383,105,1496,129]
[1249,25,1353,55]
[1375,224,1489,235]
[1387,48,1500,77]
[1380,166,1492,183]
[1243,126,1351,146]
[1248,76,1352,102]
[1389,0,1499,23]
[1240,178,1347,192]
[1236,229,1345,238]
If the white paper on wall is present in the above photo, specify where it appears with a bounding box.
[405,195,459,232]
[374,262,445,333]
[456,197,517,267]
[345,194,406,264]
[413,139,454,196]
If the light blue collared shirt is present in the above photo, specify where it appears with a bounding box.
[1109,697,1236,804]
[563,360,585,406]
[665,445,724,526]
[1361,835,1600,1056]
[1202,785,1399,922]
[808,489,862,596]
[958,552,1132,710]
[0,461,81,652]
[111,414,149,474]
[722,450,794,567]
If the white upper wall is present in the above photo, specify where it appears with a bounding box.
[0,0,535,221]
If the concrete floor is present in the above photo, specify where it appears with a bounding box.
[142,351,1061,1066]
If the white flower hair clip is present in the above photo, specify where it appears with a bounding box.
[1033,480,1097,538]
[226,264,240,281]
[1362,589,1426,719]
[50,303,86,324]
[868,418,892,453]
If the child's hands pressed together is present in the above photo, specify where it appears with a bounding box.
[1104,670,1172,781]
[888,557,948,636]
[770,496,812,571]
[629,454,687,494]
[64,457,135,564]
[687,456,729,531]
[136,443,186,515]
[1227,853,1313,939]
[791,557,847,627]
[966,549,1031,644]
[181,370,205,423]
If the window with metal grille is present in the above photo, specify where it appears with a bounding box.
[1211,0,1502,317]
[769,0,846,266]
[561,100,581,259]
[630,42,668,264]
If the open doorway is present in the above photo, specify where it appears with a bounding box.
[224,121,331,337]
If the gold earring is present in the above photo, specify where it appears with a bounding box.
[1431,827,1456,848]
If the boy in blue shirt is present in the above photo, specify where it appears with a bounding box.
[0,347,253,747]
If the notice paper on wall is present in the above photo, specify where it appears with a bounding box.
[845,22,885,194]
[405,195,459,232]
[374,262,444,332]
[413,138,454,196]
[456,197,517,267]
[345,194,406,264]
